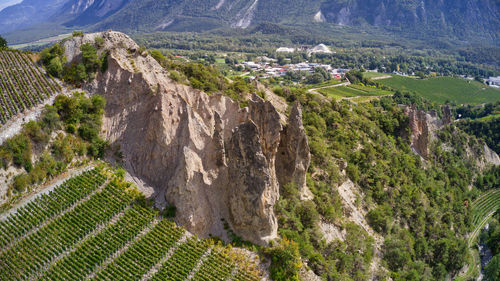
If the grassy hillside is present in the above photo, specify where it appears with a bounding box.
[377,76,500,104]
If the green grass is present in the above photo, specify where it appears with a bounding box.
[318,84,393,100]
[302,79,343,90]
[362,72,391,79]
[377,76,500,104]
[476,114,500,121]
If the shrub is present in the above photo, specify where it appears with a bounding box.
[72,31,84,37]
[80,43,99,74]
[47,57,63,77]
[267,238,302,281]
[4,134,32,170]
[296,201,319,229]
[94,36,105,48]
[367,205,393,234]
[12,174,29,193]
[0,35,6,48]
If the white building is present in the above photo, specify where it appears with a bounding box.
[487,76,500,87]
[308,44,333,55]
[276,47,295,53]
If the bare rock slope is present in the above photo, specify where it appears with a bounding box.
[62,31,311,245]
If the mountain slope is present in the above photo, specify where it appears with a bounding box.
[88,0,500,41]
[0,0,68,34]
[320,0,500,41]
[2,0,498,43]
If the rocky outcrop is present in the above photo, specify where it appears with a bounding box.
[227,121,278,243]
[276,103,312,200]
[404,105,432,158]
[404,104,454,159]
[404,104,500,167]
[62,31,310,245]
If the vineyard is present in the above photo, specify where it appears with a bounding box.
[0,167,261,281]
[469,189,500,246]
[0,50,61,125]
[456,189,500,281]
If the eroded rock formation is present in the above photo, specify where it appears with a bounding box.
[62,31,310,245]
[404,105,500,167]
[276,103,312,200]
[404,105,431,158]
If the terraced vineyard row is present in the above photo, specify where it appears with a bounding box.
[456,189,500,281]
[469,189,500,245]
[0,169,261,281]
[0,168,107,249]
[0,50,61,125]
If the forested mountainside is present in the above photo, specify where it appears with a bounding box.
[1,0,499,43]
[0,31,497,280]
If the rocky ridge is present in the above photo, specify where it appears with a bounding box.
[62,31,311,245]
[404,105,500,166]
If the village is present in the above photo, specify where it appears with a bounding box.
[240,59,348,79]
[236,43,350,80]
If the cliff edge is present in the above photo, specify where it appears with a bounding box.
[62,31,311,245]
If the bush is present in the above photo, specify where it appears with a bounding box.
[0,35,6,48]
[162,205,176,218]
[47,57,63,77]
[80,43,99,74]
[296,201,319,229]
[72,31,84,37]
[267,238,302,281]
[367,205,392,234]
[12,174,29,193]
[95,36,105,48]
[150,49,165,64]
[4,134,32,170]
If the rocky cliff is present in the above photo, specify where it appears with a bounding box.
[404,105,500,167]
[62,31,310,245]
[403,105,446,159]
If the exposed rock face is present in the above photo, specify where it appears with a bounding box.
[404,105,431,158]
[276,103,312,200]
[404,105,500,167]
[482,144,500,166]
[62,31,310,245]
[227,121,278,243]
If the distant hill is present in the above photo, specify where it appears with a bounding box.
[1,0,499,44]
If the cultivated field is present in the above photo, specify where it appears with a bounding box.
[318,84,393,100]
[0,167,260,281]
[456,189,500,281]
[0,50,60,125]
[377,76,500,104]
